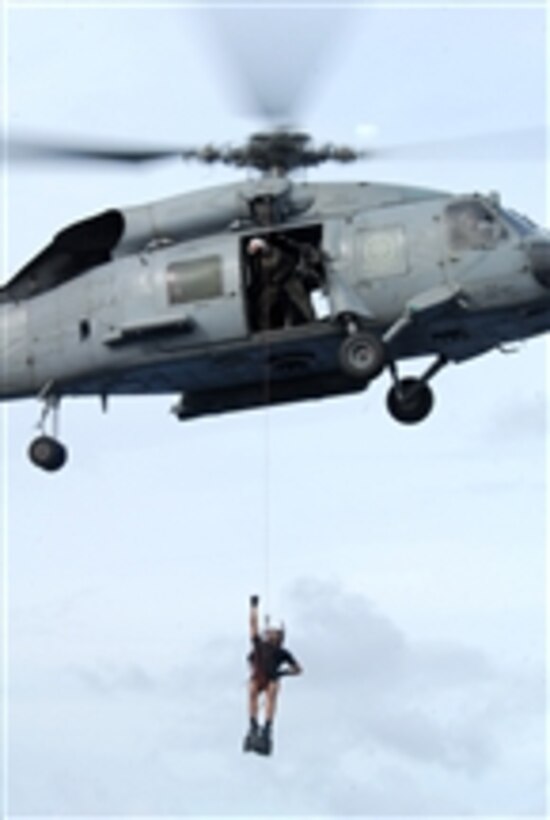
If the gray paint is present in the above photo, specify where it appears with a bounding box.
[1,179,549,407]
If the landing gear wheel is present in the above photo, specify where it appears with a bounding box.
[28,435,68,472]
[387,378,434,424]
[339,332,386,380]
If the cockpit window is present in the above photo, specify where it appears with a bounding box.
[445,200,507,251]
[0,209,124,303]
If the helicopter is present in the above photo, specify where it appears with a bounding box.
[1,9,549,472]
[1,123,549,473]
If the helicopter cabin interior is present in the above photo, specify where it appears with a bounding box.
[240,223,327,333]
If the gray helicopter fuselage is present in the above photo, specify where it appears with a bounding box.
[2,179,550,404]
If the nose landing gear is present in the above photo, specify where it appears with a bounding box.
[28,392,68,472]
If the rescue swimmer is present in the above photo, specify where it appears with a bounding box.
[244,594,303,756]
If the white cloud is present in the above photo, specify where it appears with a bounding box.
[9,579,545,815]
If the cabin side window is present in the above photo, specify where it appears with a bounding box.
[446,200,507,251]
[166,256,223,304]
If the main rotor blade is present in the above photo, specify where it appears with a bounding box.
[5,135,188,164]
[204,7,355,124]
[367,126,546,163]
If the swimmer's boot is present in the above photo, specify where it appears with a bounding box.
[243,718,259,752]
[256,722,273,756]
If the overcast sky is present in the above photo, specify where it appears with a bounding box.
[1,2,547,817]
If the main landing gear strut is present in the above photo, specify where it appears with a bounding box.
[28,391,68,472]
[336,313,447,425]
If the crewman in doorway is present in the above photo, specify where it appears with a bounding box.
[247,236,316,330]
[243,594,302,756]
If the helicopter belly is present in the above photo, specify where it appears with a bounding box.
[59,322,352,398]
[174,369,367,420]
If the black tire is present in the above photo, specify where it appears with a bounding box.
[339,332,386,380]
[28,435,68,472]
[386,378,434,424]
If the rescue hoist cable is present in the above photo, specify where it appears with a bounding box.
[262,330,272,618]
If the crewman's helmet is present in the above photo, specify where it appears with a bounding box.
[247,237,268,256]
